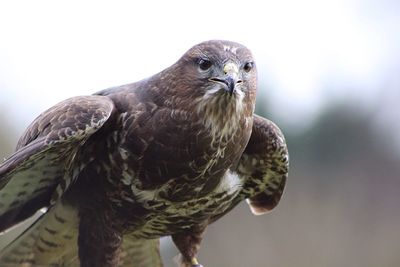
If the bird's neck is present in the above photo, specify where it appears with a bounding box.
[194,92,254,141]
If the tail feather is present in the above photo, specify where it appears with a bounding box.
[119,237,163,267]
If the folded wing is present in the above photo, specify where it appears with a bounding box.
[238,114,289,215]
[0,95,114,232]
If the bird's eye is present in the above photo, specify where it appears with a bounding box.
[198,58,212,71]
[243,62,254,73]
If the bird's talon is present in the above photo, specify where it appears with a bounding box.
[191,258,203,267]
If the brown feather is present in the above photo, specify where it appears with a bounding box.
[0,40,288,267]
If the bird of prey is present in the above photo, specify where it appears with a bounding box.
[0,40,289,267]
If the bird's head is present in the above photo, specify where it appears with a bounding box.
[172,40,257,107]
[154,40,257,135]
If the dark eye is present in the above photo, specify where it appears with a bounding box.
[198,58,212,71]
[243,62,254,73]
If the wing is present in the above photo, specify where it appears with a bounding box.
[209,114,288,225]
[0,95,115,232]
[238,114,289,215]
[0,205,162,267]
[0,201,79,266]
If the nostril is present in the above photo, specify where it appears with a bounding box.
[237,80,243,84]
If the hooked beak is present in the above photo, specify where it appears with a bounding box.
[209,63,242,96]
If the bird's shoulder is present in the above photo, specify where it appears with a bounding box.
[95,77,197,137]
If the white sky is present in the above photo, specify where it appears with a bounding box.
[0,0,399,132]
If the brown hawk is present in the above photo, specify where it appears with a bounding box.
[0,40,289,267]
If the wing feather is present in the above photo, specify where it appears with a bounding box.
[209,114,289,223]
[0,207,162,267]
[238,114,289,215]
[0,95,115,232]
[0,202,79,267]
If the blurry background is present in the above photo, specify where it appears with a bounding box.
[1,0,399,266]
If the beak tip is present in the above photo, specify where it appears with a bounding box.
[209,74,238,96]
[226,77,236,95]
